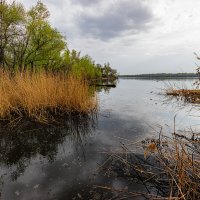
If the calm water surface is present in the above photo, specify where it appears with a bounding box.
[0,78,199,200]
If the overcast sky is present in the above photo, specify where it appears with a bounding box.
[18,0,200,74]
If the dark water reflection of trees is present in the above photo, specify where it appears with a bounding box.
[0,114,97,181]
[93,79,118,94]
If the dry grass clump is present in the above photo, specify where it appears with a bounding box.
[167,89,200,96]
[100,130,200,199]
[0,71,97,122]
[166,89,200,103]
[151,132,200,199]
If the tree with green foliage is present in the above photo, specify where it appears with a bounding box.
[0,0,25,68]
[0,1,66,72]
[99,62,117,78]
[23,1,66,72]
[0,0,117,79]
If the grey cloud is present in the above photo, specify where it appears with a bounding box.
[77,0,154,40]
[71,0,100,6]
[46,0,65,5]
[19,0,65,9]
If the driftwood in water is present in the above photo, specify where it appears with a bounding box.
[89,77,117,88]
[94,84,116,87]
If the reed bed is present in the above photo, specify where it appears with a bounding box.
[0,71,97,122]
[99,130,200,199]
[166,89,200,103]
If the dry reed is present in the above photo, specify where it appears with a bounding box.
[0,71,97,122]
[100,130,200,199]
[166,89,200,103]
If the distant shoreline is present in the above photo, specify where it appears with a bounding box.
[118,73,199,79]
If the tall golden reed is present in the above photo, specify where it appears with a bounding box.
[0,71,97,122]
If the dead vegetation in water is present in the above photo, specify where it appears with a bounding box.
[0,71,97,123]
[166,88,200,104]
[99,127,200,199]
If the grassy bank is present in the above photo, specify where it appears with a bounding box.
[0,71,97,122]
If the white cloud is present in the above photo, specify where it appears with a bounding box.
[17,0,200,74]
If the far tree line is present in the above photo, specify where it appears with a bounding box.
[119,73,199,78]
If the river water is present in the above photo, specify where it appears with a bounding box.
[0,78,199,200]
